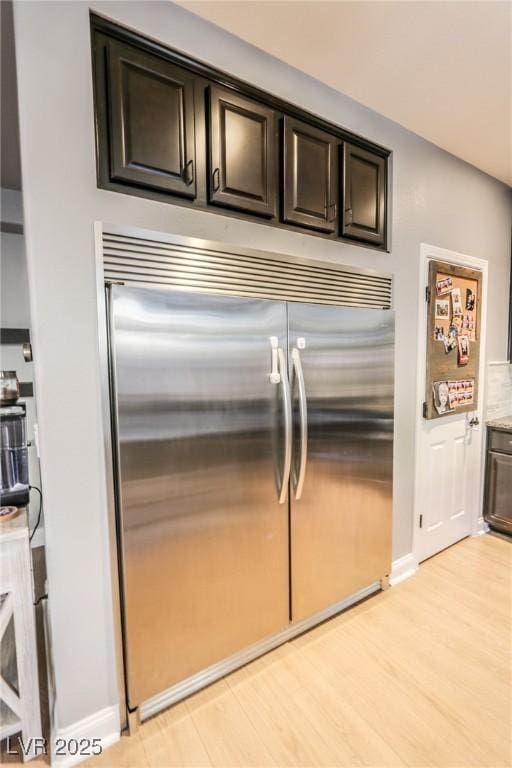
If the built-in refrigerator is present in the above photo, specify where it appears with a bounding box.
[105,235,394,719]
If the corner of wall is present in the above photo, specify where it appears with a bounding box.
[390,552,418,586]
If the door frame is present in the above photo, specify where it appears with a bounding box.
[413,243,489,565]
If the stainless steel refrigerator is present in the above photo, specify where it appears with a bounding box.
[108,282,394,714]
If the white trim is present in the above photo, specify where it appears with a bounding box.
[413,243,489,565]
[474,516,490,536]
[50,706,120,768]
[390,553,418,586]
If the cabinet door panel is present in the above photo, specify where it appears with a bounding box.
[484,450,512,534]
[107,39,196,197]
[283,117,338,233]
[342,143,386,246]
[209,87,276,217]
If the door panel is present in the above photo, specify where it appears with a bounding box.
[416,418,474,562]
[106,39,196,197]
[288,304,394,621]
[342,143,386,246]
[111,286,289,707]
[283,117,338,233]
[208,86,276,217]
[485,451,512,534]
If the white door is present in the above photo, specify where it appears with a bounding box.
[416,414,481,562]
[414,245,487,564]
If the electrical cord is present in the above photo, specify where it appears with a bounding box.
[29,484,43,542]
[33,592,48,607]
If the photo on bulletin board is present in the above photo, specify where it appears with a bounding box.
[451,288,463,316]
[436,276,453,295]
[435,299,449,319]
[466,288,476,311]
[425,259,482,420]
[433,380,454,416]
[458,334,470,365]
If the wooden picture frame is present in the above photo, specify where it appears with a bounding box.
[425,259,483,420]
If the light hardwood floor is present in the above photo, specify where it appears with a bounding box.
[91,533,511,768]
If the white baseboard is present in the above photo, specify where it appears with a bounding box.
[51,705,120,768]
[390,552,418,586]
[473,516,490,536]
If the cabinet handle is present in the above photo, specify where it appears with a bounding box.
[183,159,194,185]
[329,202,337,222]
[345,207,353,224]
[212,167,220,192]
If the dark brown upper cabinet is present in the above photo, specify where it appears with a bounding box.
[283,117,338,233]
[208,86,276,218]
[342,143,386,246]
[92,17,390,250]
[106,39,196,198]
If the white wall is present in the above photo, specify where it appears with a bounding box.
[486,362,512,421]
[12,0,512,733]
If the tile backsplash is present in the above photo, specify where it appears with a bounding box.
[486,362,512,420]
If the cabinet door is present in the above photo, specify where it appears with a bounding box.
[342,143,386,246]
[283,117,338,233]
[485,451,512,534]
[107,39,196,197]
[209,86,276,217]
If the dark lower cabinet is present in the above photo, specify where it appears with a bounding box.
[283,117,338,233]
[106,39,196,197]
[342,143,386,246]
[208,86,276,217]
[484,427,512,535]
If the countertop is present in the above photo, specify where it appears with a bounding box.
[486,415,512,431]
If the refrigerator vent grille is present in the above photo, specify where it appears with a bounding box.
[102,233,392,309]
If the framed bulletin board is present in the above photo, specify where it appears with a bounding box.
[425,259,482,420]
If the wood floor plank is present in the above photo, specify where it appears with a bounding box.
[339,616,510,760]
[184,678,277,767]
[139,702,212,767]
[270,643,406,766]
[295,628,505,767]
[91,733,149,768]
[87,533,511,768]
[226,648,357,766]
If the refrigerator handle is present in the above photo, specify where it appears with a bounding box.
[291,347,308,500]
[277,347,292,504]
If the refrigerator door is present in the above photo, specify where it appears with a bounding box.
[110,286,290,707]
[288,303,394,621]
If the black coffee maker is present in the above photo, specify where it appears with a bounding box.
[0,371,30,507]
